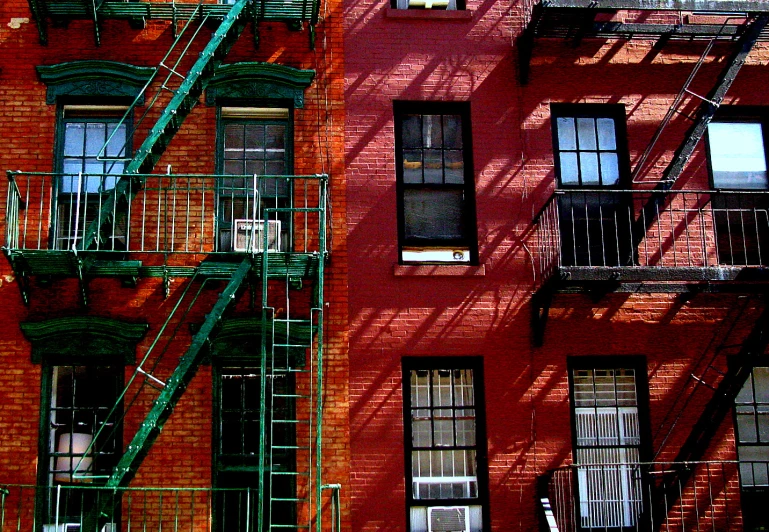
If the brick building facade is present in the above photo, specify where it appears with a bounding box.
[345,0,769,531]
[0,0,348,531]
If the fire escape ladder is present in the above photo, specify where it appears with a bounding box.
[656,301,769,515]
[631,13,769,246]
[104,258,251,492]
[78,0,252,252]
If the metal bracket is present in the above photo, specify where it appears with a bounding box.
[162,264,170,299]
[74,254,89,307]
[531,282,556,347]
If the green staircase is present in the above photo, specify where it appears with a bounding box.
[106,258,252,490]
[79,0,252,252]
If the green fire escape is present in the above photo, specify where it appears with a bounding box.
[5,0,330,530]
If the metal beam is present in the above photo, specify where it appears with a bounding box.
[535,0,769,12]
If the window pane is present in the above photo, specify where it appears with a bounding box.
[559,153,579,185]
[105,124,127,158]
[443,115,463,149]
[85,123,106,156]
[738,373,755,404]
[403,189,465,241]
[596,118,617,150]
[423,115,442,148]
[754,367,769,403]
[424,150,443,184]
[557,117,577,151]
[402,115,422,148]
[579,152,600,185]
[709,122,768,189]
[224,124,245,151]
[577,118,597,150]
[64,123,86,157]
[403,150,423,184]
[444,151,464,184]
[600,153,620,186]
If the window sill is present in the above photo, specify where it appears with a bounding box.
[385,8,473,20]
[393,263,486,277]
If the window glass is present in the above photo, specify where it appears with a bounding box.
[571,366,644,529]
[405,363,485,532]
[56,114,128,250]
[708,122,768,189]
[396,103,474,263]
[42,365,122,528]
[217,112,291,253]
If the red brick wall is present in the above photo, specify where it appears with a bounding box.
[0,0,349,529]
[345,0,769,529]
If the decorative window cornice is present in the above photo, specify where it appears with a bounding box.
[207,317,313,366]
[36,60,155,105]
[21,316,148,364]
[206,62,315,108]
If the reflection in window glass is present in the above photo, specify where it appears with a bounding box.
[708,122,768,189]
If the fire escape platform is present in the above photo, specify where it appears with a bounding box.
[35,1,319,23]
[551,265,769,293]
[519,1,769,83]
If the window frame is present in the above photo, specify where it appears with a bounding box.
[52,104,132,251]
[214,103,294,253]
[394,101,478,265]
[567,356,652,532]
[550,104,630,189]
[211,363,298,531]
[705,107,769,191]
[36,359,125,530]
[389,0,465,11]
[401,356,489,532]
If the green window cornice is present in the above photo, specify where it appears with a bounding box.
[206,62,315,108]
[22,316,148,364]
[36,60,155,105]
[208,317,314,366]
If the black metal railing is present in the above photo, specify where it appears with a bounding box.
[532,189,769,286]
[539,460,750,532]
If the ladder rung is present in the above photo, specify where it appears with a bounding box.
[272,419,301,424]
[273,394,311,399]
[270,497,309,502]
[272,445,310,450]
[271,471,310,476]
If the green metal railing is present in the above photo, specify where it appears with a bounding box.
[4,171,328,256]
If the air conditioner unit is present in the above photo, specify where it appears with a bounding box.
[427,506,470,532]
[408,0,450,7]
[43,524,80,532]
[233,219,281,252]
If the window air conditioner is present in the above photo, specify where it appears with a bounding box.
[427,506,470,532]
[43,523,115,532]
[408,0,450,8]
[233,219,281,252]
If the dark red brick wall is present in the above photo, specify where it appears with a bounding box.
[345,1,769,530]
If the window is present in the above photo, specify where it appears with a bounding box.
[39,364,123,529]
[403,358,487,532]
[706,114,769,266]
[551,104,632,267]
[395,102,476,264]
[391,0,463,10]
[734,366,769,531]
[213,367,296,531]
[55,106,129,251]
[568,359,650,530]
[217,107,292,253]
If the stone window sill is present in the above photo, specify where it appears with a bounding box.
[385,8,474,20]
[393,263,486,277]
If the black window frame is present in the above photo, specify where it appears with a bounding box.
[394,101,477,264]
[551,104,630,189]
[215,103,294,253]
[705,107,769,191]
[211,364,297,532]
[402,356,489,532]
[36,359,125,531]
[52,103,132,251]
[732,364,769,532]
[567,356,652,532]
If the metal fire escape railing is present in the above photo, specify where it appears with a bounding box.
[78,0,252,253]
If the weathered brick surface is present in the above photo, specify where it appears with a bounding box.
[0,0,349,529]
[345,0,769,529]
